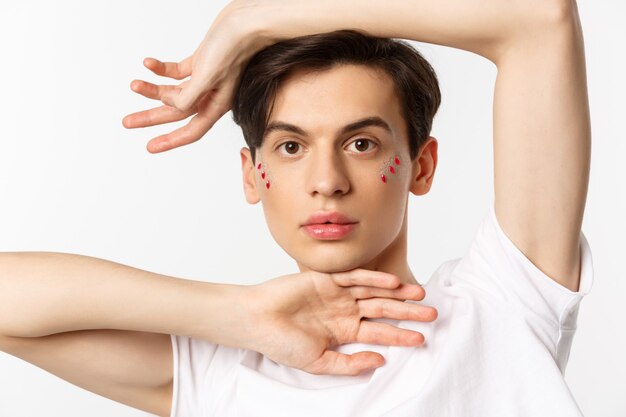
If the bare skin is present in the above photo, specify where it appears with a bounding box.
[124,0,590,294]
[0,0,590,416]
[0,253,433,417]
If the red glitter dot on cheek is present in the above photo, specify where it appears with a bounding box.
[395,156,400,165]
[261,171,266,179]
[381,174,387,183]
[257,163,262,170]
[389,166,395,174]
[266,181,271,189]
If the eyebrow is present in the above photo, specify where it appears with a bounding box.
[264,116,393,138]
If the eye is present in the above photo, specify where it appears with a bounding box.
[346,138,377,153]
[277,141,302,156]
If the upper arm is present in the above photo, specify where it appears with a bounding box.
[0,329,173,417]
[492,2,590,292]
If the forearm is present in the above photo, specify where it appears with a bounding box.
[245,0,569,63]
[0,252,253,348]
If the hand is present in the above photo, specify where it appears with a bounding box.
[243,269,438,376]
[122,1,271,153]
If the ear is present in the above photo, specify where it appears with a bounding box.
[240,147,261,204]
[409,136,438,196]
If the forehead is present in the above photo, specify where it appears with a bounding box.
[266,64,405,139]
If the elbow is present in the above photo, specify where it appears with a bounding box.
[516,0,578,31]
[542,0,578,27]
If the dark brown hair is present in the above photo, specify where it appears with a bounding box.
[231,29,441,163]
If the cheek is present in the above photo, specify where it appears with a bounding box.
[255,161,272,190]
[257,169,301,251]
[378,155,402,184]
[365,154,407,229]
[364,172,408,243]
[256,161,294,226]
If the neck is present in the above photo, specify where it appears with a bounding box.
[358,209,418,286]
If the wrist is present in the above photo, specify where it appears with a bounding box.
[231,0,327,45]
[188,281,255,349]
[233,283,271,352]
[214,1,279,50]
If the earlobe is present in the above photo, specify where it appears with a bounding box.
[240,147,261,204]
[409,136,438,196]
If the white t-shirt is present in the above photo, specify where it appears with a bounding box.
[169,203,594,417]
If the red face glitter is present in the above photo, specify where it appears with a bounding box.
[379,155,400,183]
[257,161,272,190]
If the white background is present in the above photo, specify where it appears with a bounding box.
[0,1,623,416]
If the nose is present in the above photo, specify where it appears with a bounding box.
[305,149,351,197]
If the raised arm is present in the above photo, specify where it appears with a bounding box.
[489,5,589,292]
[260,0,590,292]
[126,0,589,291]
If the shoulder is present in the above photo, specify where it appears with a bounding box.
[427,204,593,317]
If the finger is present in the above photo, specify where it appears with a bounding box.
[331,268,401,289]
[162,70,214,111]
[357,298,438,322]
[145,103,226,153]
[357,321,426,347]
[129,80,181,101]
[122,105,193,129]
[147,80,233,152]
[304,350,385,376]
[348,283,426,301]
[143,56,192,80]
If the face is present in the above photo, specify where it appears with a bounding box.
[241,64,437,274]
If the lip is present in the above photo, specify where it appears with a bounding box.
[301,211,358,240]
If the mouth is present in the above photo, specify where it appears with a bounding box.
[301,211,359,240]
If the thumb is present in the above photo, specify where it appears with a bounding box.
[306,350,385,376]
[161,74,210,111]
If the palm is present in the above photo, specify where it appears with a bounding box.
[247,271,437,376]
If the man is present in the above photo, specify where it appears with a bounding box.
[124,0,593,414]
[1,0,592,416]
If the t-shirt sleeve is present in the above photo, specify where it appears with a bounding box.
[453,201,594,372]
[169,335,239,417]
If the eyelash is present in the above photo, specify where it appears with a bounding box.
[277,138,378,156]
[346,138,378,153]
[276,142,301,156]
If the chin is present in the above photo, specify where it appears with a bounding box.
[296,249,371,274]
